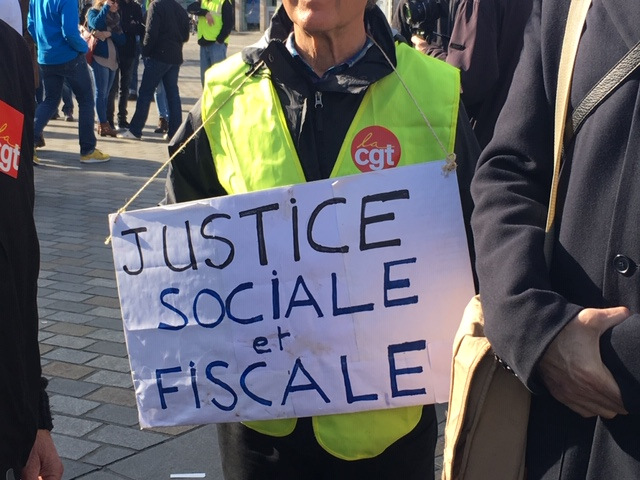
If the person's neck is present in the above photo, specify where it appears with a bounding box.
[292,25,367,77]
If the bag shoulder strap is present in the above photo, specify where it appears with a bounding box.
[546,0,592,233]
[543,0,591,264]
[569,40,640,141]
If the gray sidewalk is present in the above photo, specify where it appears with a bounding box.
[33,29,446,480]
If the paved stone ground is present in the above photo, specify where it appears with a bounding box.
[33,30,446,479]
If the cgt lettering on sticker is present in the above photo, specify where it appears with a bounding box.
[0,140,20,177]
[351,126,402,173]
[0,125,21,179]
[0,100,25,179]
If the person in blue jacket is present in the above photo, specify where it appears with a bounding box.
[28,0,111,163]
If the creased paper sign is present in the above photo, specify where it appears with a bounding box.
[109,161,475,428]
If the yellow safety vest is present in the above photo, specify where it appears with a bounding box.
[197,0,227,43]
[201,42,460,461]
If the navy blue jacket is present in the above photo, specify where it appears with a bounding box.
[472,0,640,477]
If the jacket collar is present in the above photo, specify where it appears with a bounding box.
[241,4,398,94]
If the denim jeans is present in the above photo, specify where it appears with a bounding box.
[36,78,74,115]
[129,57,182,138]
[200,41,227,86]
[61,81,74,115]
[91,60,117,124]
[35,53,97,155]
[107,54,136,125]
[155,79,169,120]
[129,37,142,94]
[141,56,169,119]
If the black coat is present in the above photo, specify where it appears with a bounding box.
[471,0,640,478]
[117,0,145,59]
[394,0,534,148]
[443,0,533,148]
[143,0,190,65]
[0,20,51,475]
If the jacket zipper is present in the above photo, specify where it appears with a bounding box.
[314,91,324,131]
[314,91,325,169]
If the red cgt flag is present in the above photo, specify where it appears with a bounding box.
[0,99,24,179]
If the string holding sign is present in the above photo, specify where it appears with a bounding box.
[104,61,266,245]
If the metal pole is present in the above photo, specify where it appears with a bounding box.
[259,0,268,32]
[235,0,245,31]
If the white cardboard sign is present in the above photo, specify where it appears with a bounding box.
[109,161,475,428]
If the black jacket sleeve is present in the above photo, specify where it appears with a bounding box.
[164,98,227,204]
[217,0,234,44]
[453,103,481,289]
[470,0,583,392]
[142,1,159,55]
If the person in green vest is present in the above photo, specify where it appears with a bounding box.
[187,0,234,86]
[164,0,480,478]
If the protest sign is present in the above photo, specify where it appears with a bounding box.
[109,161,475,428]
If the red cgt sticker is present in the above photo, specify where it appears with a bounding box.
[0,99,24,179]
[351,125,401,173]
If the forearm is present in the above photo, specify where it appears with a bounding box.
[87,5,110,31]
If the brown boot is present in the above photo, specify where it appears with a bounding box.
[154,117,168,134]
[98,122,117,137]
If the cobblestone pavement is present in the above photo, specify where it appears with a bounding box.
[33,30,446,479]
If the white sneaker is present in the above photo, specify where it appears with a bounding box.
[117,130,141,140]
[80,148,110,163]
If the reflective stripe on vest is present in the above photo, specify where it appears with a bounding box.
[201,43,460,460]
[198,0,226,43]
